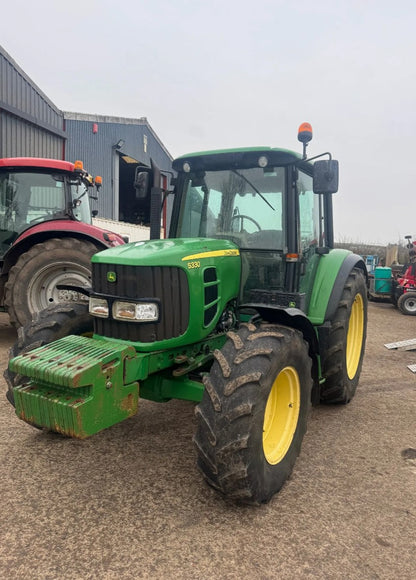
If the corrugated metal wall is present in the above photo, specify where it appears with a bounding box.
[64,114,173,220]
[0,46,173,224]
[0,45,65,158]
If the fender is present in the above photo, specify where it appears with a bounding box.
[240,304,319,355]
[1,221,124,276]
[15,220,125,247]
[307,250,367,325]
[239,303,321,403]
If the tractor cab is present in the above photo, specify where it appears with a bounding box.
[139,124,339,313]
[0,158,101,258]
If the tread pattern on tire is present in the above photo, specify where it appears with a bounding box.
[397,291,416,316]
[320,268,367,404]
[194,323,312,504]
[4,237,100,328]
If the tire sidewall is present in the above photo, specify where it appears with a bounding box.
[5,238,99,328]
[246,335,311,502]
[197,324,312,504]
[343,273,368,391]
[398,292,416,315]
[321,268,368,404]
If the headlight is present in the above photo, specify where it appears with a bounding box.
[113,301,159,322]
[258,155,268,168]
[89,297,109,318]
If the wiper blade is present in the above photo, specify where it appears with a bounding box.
[232,170,275,211]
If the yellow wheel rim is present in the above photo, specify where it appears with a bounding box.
[262,366,300,465]
[346,293,364,379]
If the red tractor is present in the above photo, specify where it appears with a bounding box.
[0,157,125,327]
[393,236,416,315]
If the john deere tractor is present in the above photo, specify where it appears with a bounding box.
[5,124,367,504]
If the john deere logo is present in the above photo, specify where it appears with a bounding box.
[107,271,117,282]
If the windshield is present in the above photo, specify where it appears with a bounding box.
[176,167,285,250]
[0,170,92,257]
[0,171,67,228]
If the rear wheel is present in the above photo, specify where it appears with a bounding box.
[194,323,312,504]
[4,237,100,328]
[397,292,416,315]
[320,268,367,404]
[4,302,92,407]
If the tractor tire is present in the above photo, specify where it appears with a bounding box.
[320,268,367,404]
[194,323,312,504]
[4,237,100,328]
[397,292,416,315]
[4,302,92,407]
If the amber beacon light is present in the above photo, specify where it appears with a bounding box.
[297,123,313,158]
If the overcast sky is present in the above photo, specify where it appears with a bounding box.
[2,0,415,245]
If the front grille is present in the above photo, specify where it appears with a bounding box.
[203,267,219,326]
[92,263,189,342]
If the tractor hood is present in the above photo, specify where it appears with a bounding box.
[91,237,240,267]
[89,237,242,352]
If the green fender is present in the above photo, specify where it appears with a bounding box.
[307,249,367,325]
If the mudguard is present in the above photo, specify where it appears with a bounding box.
[307,250,366,325]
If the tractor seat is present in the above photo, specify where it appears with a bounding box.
[245,230,283,250]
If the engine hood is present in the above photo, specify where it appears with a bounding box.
[91,237,240,267]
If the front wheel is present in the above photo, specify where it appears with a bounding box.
[4,237,100,328]
[397,291,416,315]
[194,323,312,504]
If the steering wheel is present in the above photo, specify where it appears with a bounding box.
[231,214,262,233]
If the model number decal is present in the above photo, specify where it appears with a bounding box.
[182,249,240,261]
[187,260,201,269]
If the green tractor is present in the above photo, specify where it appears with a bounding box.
[5,124,367,504]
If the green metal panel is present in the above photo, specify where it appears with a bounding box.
[92,238,241,351]
[9,330,229,435]
[307,248,352,325]
[175,147,302,160]
[11,335,139,438]
[92,237,238,267]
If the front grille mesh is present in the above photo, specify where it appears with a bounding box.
[92,263,189,342]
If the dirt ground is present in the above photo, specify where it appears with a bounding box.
[0,301,415,580]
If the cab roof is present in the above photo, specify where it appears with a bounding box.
[172,147,305,172]
[0,158,75,172]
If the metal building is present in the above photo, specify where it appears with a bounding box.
[64,112,172,224]
[0,45,173,228]
[0,45,65,159]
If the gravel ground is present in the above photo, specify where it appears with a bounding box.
[0,301,415,580]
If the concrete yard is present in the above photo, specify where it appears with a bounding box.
[0,302,415,579]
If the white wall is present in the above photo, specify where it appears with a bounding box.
[93,217,150,242]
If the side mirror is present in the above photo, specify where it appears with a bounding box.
[134,168,152,199]
[313,160,339,194]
